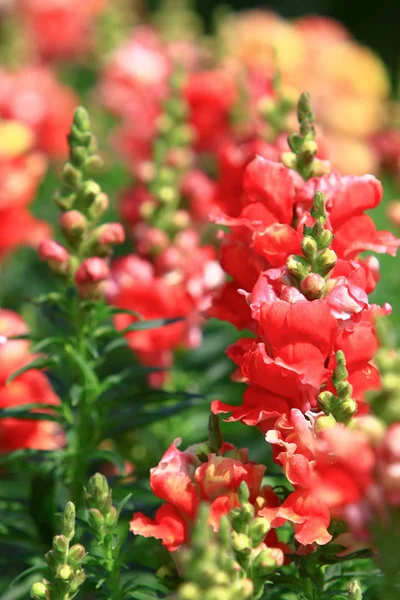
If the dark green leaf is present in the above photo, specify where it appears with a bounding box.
[9,563,47,588]
[0,405,61,422]
[122,317,184,333]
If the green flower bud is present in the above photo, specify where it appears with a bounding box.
[88,507,105,531]
[318,229,334,249]
[203,586,231,600]
[88,192,109,219]
[178,582,201,600]
[248,517,270,547]
[338,399,357,422]
[231,578,253,599]
[54,190,77,210]
[74,107,91,133]
[52,535,69,558]
[280,151,297,170]
[315,248,337,276]
[86,473,110,508]
[348,580,362,600]
[232,532,251,553]
[69,569,86,592]
[333,351,349,384]
[287,255,311,280]
[318,391,335,414]
[315,414,337,432]
[57,564,74,581]
[70,145,88,167]
[302,139,318,157]
[104,506,118,529]
[252,547,278,575]
[301,236,318,262]
[351,415,386,445]
[83,154,104,174]
[158,186,178,204]
[336,380,353,400]
[68,544,86,567]
[297,92,314,127]
[310,191,326,220]
[81,180,101,204]
[62,163,82,187]
[62,502,75,541]
[30,582,48,599]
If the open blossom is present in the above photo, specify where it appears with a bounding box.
[17,0,107,61]
[0,120,49,259]
[130,438,282,555]
[0,310,63,453]
[0,66,77,157]
[109,242,224,385]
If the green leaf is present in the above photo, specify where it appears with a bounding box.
[9,563,47,588]
[6,357,59,385]
[0,405,61,422]
[108,307,143,319]
[117,493,133,514]
[122,317,184,333]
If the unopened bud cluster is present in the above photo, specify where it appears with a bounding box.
[258,71,296,140]
[281,92,330,180]
[172,505,253,600]
[141,68,195,238]
[287,191,337,297]
[38,107,125,298]
[227,482,279,598]
[85,473,118,542]
[318,350,357,424]
[368,348,400,424]
[30,502,86,600]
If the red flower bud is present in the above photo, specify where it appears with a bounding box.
[75,258,110,298]
[97,223,125,246]
[39,240,69,263]
[300,273,326,299]
[38,240,70,274]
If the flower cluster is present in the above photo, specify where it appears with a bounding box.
[38,107,125,298]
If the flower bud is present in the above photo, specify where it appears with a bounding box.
[318,229,334,249]
[315,248,337,276]
[337,399,357,422]
[178,583,201,600]
[62,163,82,187]
[71,146,88,167]
[252,547,278,575]
[301,236,318,262]
[336,380,353,400]
[86,473,111,510]
[248,517,270,547]
[52,535,69,558]
[104,505,118,529]
[302,139,318,156]
[203,586,231,600]
[315,414,337,432]
[318,391,335,414]
[81,180,101,204]
[311,159,331,177]
[54,189,77,210]
[88,192,109,219]
[57,564,74,581]
[231,578,253,599]
[60,211,88,240]
[83,154,104,173]
[30,582,48,599]
[287,255,311,280]
[62,502,76,541]
[88,508,105,531]
[75,258,110,298]
[70,569,86,592]
[158,186,178,204]
[280,152,297,170]
[300,273,325,299]
[74,107,91,133]
[232,532,251,553]
[347,580,362,600]
[68,544,86,567]
[38,240,70,274]
[94,223,125,254]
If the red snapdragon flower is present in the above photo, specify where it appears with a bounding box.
[130,439,282,554]
[0,310,62,453]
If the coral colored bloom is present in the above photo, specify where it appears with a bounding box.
[0,310,62,453]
